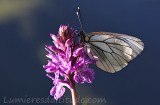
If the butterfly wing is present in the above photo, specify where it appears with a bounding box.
[84,32,144,73]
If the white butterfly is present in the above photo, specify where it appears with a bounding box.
[77,7,144,73]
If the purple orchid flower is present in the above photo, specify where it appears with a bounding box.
[43,25,95,100]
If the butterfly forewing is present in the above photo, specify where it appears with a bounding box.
[84,32,144,73]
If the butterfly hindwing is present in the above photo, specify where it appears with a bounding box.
[85,32,144,73]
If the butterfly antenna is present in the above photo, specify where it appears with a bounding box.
[76,7,84,32]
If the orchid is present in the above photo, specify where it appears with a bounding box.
[43,25,95,105]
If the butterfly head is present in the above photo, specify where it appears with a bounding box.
[78,30,85,43]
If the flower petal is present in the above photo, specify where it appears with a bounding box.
[50,34,58,42]
[66,46,71,59]
[73,47,84,57]
[65,38,72,47]
[50,86,56,96]
[46,45,64,54]
[45,68,56,73]
[54,71,60,85]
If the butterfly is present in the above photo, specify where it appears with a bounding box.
[76,7,144,73]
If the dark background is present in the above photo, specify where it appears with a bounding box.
[0,0,160,105]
